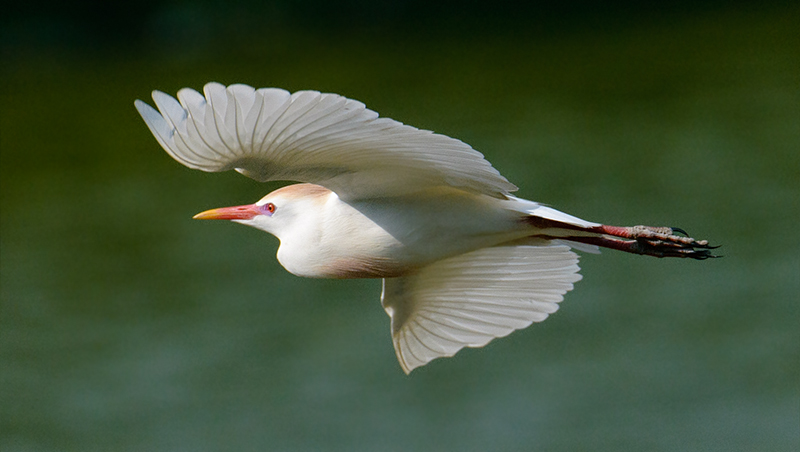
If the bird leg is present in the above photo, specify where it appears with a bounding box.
[567,224,720,260]
[525,216,719,260]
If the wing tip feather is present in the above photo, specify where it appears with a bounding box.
[385,243,583,374]
[137,82,518,196]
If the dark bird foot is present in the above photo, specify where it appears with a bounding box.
[595,225,721,260]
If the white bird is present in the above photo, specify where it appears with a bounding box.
[135,82,716,373]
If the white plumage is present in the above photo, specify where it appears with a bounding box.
[383,243,581,373]
[136,82,716,373]
[137,82,515,200]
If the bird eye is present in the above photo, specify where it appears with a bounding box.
[265,202,276,214]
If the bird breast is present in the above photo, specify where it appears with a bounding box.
[275,187,528,279]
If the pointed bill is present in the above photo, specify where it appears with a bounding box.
[193,204,262,220]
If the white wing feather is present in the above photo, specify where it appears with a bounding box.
[135,82,517,199]
[381,242,582,373]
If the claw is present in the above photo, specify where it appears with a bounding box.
[670,227,689,237]
[638,237,721,259]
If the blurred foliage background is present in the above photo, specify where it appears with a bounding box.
[2,1,798,451]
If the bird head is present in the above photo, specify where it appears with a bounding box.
[192,183,332,239]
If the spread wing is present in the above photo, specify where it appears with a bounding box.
[381,242,582,373]
[135,82,517,200]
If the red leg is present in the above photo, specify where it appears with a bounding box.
[525,216,718,259]
[570,225,719,259]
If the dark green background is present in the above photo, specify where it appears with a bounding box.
[2,2,798,450]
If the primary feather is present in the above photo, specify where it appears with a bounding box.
[135,82,517,200]
[382,242,582,373]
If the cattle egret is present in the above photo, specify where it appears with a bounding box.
[135,82,716,373]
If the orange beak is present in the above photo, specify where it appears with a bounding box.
[193,204,263,220]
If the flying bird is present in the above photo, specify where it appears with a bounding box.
[135,82,716,373]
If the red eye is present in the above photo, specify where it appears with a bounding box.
[265,202,276,214]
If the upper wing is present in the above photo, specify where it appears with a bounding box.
[135,82,517,200]
[381,241,582,374]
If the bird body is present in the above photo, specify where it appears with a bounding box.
[200,182,603,280]
[136,82,716,373]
